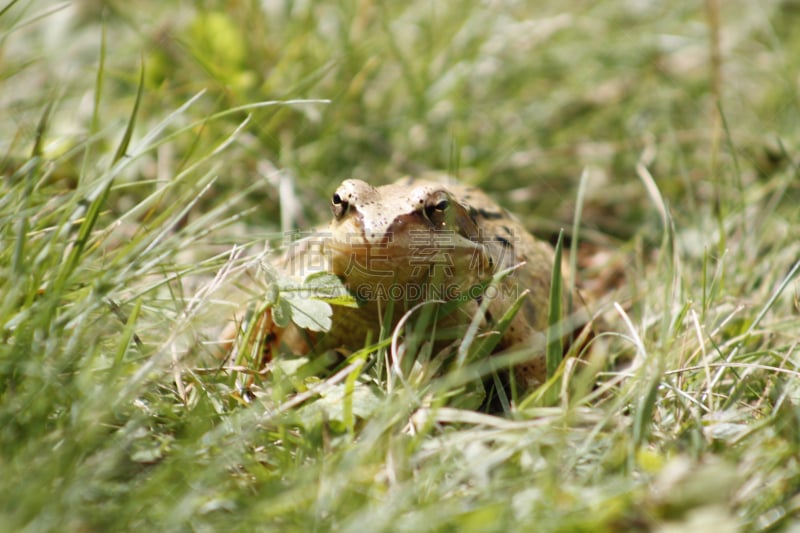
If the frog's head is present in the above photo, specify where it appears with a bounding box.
[325,178,492,298]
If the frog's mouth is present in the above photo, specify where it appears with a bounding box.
[325,231,487,260]
[324,215,492,289]
[328,210,485,249]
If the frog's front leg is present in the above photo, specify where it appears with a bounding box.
[219,305,318,371]
[219,307,283,370]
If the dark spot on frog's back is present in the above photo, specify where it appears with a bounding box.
[466,205,504,222]
[476,208,505,220]
[468,206,479,225]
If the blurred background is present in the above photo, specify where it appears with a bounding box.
[5,0,797,246]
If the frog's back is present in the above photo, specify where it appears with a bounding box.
[436,179,585,386]
[436,180,560,327]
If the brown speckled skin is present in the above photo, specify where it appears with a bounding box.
[230,177,579,388]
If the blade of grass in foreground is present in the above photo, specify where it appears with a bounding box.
[569,168,588,315]
[51,60,144,301]
[546,229,565,380]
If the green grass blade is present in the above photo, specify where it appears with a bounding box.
[91,18,106,136]
[51,60,145,297]
[114,297,143,365]
[111,58,144,165]
[469,289,529,364]
[30,101,52,158]
[632,372,660,449]
[569,168,588,314]
[545,229,565,380]
[0,0,21,18]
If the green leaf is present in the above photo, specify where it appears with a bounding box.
[301,271,358,308]
[271,296,293,329]
[285,296,332,332]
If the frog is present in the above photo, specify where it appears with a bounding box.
[223,176,587,390]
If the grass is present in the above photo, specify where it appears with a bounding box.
[2,0,800,530]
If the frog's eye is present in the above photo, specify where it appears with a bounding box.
[423,191,450,225]
[331,192,349,219]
